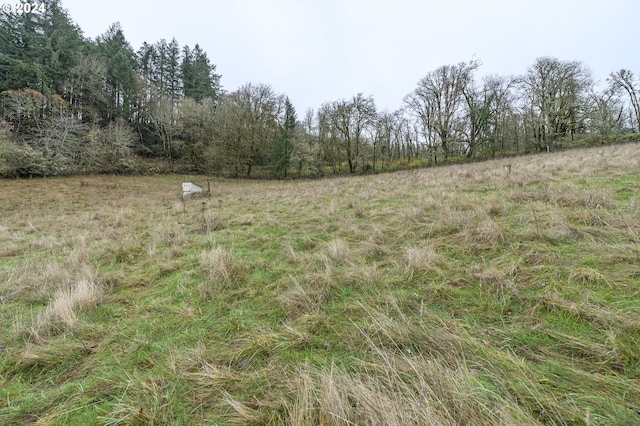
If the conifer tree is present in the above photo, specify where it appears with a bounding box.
[0,0,84,94]
[272,97,296,178]
[96,22,138,122]
[181,44,220,102]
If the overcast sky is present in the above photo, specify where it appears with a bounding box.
[62,0,640,114]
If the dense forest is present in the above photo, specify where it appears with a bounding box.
[1,1,639,178]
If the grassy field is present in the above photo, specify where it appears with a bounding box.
[1,143,640,425]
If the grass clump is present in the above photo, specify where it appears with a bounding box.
[198,247,244,290]
[402,244,444,275]
[277,274,332,320]
[30,277,103,340]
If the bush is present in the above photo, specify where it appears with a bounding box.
[0,119,139,177]
[0,140,49,177]
[80,119,136,174]
[100,119,136,173]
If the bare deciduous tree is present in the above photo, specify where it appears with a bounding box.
[404,60,480,162]
[608,69,640,132]
[328,93,377,173]
[462,75,516,157]
[519,57,592,151]
[214,83,283,177]
[587,88,624,135]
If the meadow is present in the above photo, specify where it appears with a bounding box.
[1,143,640,425]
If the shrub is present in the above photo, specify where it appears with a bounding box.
[0,140,49,177]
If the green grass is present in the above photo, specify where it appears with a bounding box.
[1,143,640,424]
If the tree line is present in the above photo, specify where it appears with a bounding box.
[1,0,639,178]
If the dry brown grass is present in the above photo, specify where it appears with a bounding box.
[403,244,443,274]
[324,238,351,266]
[28,277,102,341]
[280,358,542,426]
[1,260,71,302]
[535,290,640,332]
[283,239,302,263]
[568,267,611,286]
[278,274,332,320]
[278,298,546,426]
[148,219,186,256]
[1,242,96,306]
[198,247,243,295]
[463,213,507,246]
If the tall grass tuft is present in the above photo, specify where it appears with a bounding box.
[278,298,547,425]
[30,277,102,340]
[278,274,332,320]
[324,238,351,266]
[403,244,444,274]
[198,247,244,297]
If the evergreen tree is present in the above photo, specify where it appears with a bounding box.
[96,23,138,122]
[0,7,46,92]
[181,45,193,96]
[136,39,188,157]
[134,42,157,150]
[40,1,85,94]
[272,97,296,178]
[166,38,182,102]
[181,44,220,102]
[0,0,84,95]
[152,38,168,94]
[137,42,156,83]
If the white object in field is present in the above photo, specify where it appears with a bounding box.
[182,182,203,198]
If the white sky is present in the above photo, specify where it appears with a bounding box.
[62,0,640,114]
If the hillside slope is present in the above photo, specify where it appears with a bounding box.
[1,143,640,424]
